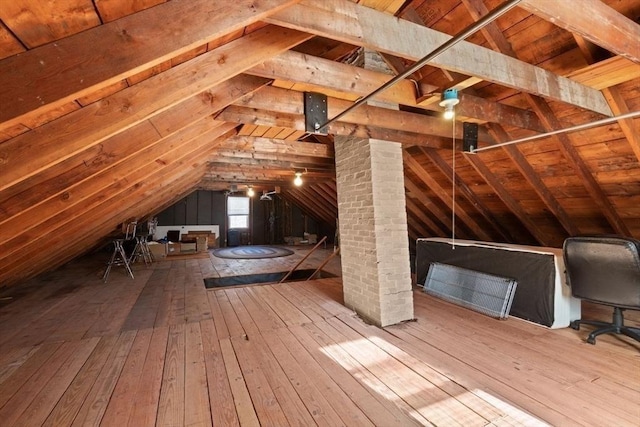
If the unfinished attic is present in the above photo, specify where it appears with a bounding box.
[0,0,639,426]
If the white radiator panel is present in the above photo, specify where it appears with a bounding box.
[424,262,517,319]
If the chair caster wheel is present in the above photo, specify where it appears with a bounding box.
[570,321,580,331]
[587,336,596,345]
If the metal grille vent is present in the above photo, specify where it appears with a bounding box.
[423,262,517,319]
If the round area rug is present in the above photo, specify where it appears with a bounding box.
[212,245,294,259]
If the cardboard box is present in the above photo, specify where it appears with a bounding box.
[148,242,166,259]
[180,242,196,253]
[167,242,180,255]
[196,236,208,252]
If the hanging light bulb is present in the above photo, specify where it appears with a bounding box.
[439,88,459,120]
[293,172,303,186]
[247,186,255,197]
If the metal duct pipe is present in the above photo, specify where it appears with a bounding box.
[473,110,640,153]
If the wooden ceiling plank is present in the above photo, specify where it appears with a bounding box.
[0,75,268,224]
[0,0,100,49]
[487,124,578,237]
[566,56,640,90]
[403,151,493,241]
[248,50,546,132]
[217,105,450,148]
[423,148,514,242]
[95,0,168,23]
[267,0,613,116]
[223,136,333,158]
[524,93,631,236]
[0,21,26,60]
[0,0,301,128]
[405,197,445,238]
[2,165,206,286]
[403,175,455,236]
[463,153,551,246]
[0,26,312,192]
[519,0,640,64]
[574,35,640,165]
[0,135,218,280]
[0,121,236,256]
[236,85,496,143]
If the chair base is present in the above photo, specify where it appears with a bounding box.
[570,307,640,345]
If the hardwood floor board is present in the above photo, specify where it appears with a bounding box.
[42,335,120,427]
[153,267,180,328]
[184,322,213,427]
[0,344,40,386]
[401,318,634,426]
[324,315,488,427]
[215,291,246,339]
[294,279,350,317]
[412,296,590,387]
[100,328,154,427]
[6,283,100,348]
[383,322,571,425]
[272,326,376,426]
[302,321,431,425]
[127,326,169,427]
[206,290,230,340]
[261,327,350,426]
[199,319,241,427]
[70,330,137,426]
[83,271,152,338]
[225,288,319,426]
[337,312,506,423]
[156,323,186,427]
[165,265,187,326]
[228,335,290,426]
[13,337,100,427]
[249,284,311,326]
[272,282,331,322]
[184,270,212,324]
[218,337,259,427]
[1,251,638,426]
[411,295,640,424]
[0,341,63,408]
[288,323,420,427]
[0,340,86,426]
[121,269,169,331]
[235,287,287,332]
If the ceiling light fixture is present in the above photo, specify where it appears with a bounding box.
[293,171,303,187]
[439,88,459,120]
[247,186,255,197]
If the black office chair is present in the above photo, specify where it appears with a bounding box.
[563,236,640,345]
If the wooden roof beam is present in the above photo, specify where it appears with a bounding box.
[0,75,267,224]
[403,174,457,237]
[573,34,640,164]
[236,85,496,143]
[0,25,311,191]
[463,153,551,247]
[247,51,547,132]
[524,94,631,236]
[0,122,235,263]
[403,152,494,241]
[422,148,515,243]
[519,0,640,64]
[0,0,301,129]
[266,0,612,116]
[217,105,451,148]
[223,136,333,158]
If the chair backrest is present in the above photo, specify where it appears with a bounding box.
[563,236,640,309]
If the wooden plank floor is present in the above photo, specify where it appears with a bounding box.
[0,246,638,426]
